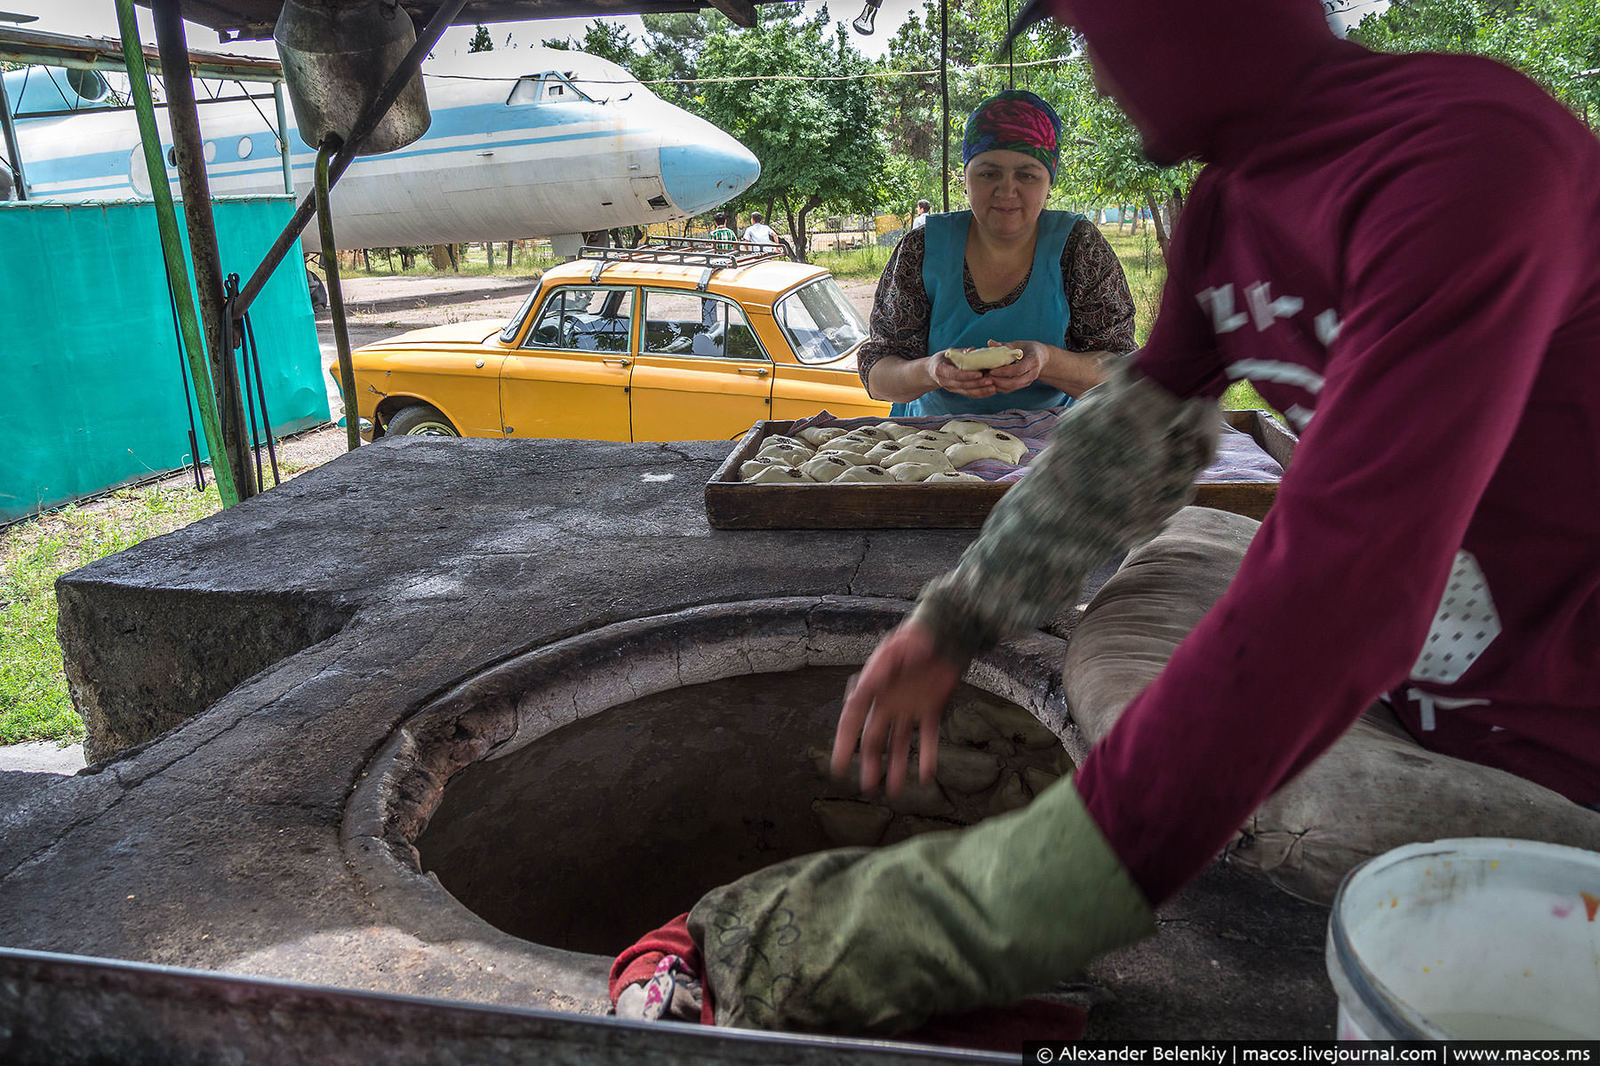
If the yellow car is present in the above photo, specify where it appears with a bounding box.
[338,242,888,443]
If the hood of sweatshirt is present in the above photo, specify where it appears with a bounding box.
[1020,0,1341,166]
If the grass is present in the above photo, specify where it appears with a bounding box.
[339,241,561,279]
[1,453,319,747]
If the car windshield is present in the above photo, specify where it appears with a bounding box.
[500,287,540,343]
[776,278,867,365]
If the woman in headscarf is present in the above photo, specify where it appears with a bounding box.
[861,89,1136,418]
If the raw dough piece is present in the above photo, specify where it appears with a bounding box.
[760,433,806,450]
[746,464,806,483]
[925,470,985,482]
[800,454,855,482]
[946,441,1011,468]
[796,426,848,447]
[757,441,814,465]
[880,443,954,472]
[887,461,944,482]
[817,436,874,455]
[739,457,783,479]
[980,430,1027,464]
[862,440,903,465]
[873,421,919,441]
[834,464,894,483]
[941,345,1024,371]
[906,429,962,450]
[848,426,895,443]
[941,419,995,441]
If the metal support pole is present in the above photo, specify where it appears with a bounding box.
[315,140,360,453]
[152,0,257,499]
[272,81,294,195]
[234,0,467,318]
[0,74,28,200]
[112,0,238,507]
[940,0,949,213]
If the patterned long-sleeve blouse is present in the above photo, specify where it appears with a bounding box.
[856,218,1138,389]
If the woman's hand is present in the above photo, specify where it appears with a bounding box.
[927,350,1001,399]
[984,338,1048,393]
[832,619,964,796]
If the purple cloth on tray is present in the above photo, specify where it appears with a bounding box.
[787,408,1283,484]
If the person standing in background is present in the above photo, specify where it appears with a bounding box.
[741,212,777,248]
[709,211,736,249]
[911,199,932,230]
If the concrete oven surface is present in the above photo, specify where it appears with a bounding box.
[1,436,1334,1053]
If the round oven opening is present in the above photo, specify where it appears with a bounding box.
[416,664,1073,956]
[352,597,1079,964]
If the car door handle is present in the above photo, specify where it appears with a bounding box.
[737,366,770,377]
[602,358,631,367]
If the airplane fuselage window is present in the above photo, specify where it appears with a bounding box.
[505,74,590,108]
[507,76,541,106]
[238,136,253,160]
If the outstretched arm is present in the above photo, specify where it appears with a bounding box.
[836,364,1221,792]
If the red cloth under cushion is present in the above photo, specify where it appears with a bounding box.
[610,914,1087,1050]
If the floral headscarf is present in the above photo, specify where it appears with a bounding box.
[961,89,1062,180]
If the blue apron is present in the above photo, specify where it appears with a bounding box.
[891,209,1082,419]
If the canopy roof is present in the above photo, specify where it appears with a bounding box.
[143,0,786,42]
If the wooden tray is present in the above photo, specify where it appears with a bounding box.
[704,409,1298,530]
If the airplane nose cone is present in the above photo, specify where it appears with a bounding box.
[659,130,760,216]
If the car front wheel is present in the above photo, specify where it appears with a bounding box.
[386,404,459,437]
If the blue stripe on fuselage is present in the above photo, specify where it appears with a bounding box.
[23,99,637,197]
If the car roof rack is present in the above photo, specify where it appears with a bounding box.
[580,236,785,290]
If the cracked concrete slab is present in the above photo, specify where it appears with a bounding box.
[3,436,1335,1042]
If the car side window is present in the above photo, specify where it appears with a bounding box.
[642,291,767,361]
[524,287,632,353]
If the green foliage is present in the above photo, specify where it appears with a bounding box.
[696,10,888,258]
[874,5,1195,249]
[1347,0,1600,125]
[0,484,224,745]
[469,24,493,53]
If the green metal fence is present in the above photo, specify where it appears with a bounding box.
[1,196,328,524]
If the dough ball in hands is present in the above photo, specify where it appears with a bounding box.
[800,454,855,482]
[746,464,807,484]
[941,345,1024,371]
[834,464,894,483]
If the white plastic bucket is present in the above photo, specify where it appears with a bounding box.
[1326,838,1600,1040]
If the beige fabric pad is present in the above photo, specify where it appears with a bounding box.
[1062,506,1600,904]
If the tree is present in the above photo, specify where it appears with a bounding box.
[469,24,493,53]
[696,10,889,261]
[1346,0,1600,128]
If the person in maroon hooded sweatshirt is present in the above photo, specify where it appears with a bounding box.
[612,0,1600,1036]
